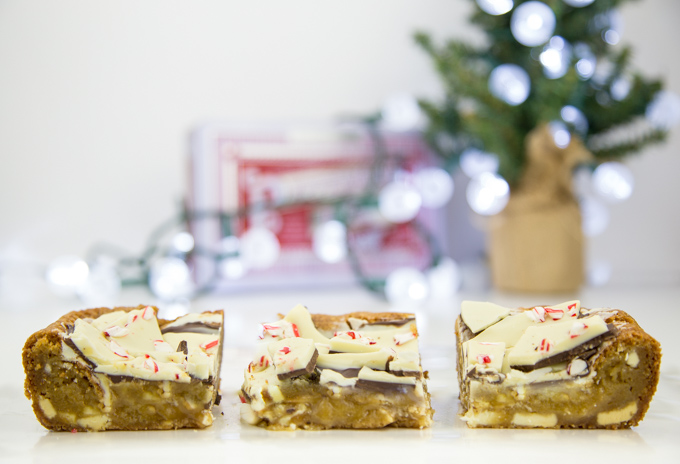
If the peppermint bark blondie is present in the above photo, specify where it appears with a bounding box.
[457,300,661,428]
[240,304,434,430]
[23,305,224,431]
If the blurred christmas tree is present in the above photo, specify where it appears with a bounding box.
[415,0,678,292]
[416,0,673,187]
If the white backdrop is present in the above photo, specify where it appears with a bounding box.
[0,0,678,291]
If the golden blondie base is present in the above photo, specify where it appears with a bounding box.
[241,307,434,430]
[23,306,223,431]
[456,306,661,429]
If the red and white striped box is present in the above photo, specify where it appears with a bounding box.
[188,121,443,292]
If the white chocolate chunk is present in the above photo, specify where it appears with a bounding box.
[626,351,640,368]
[39,397,57,419]
[388,351,421,374]
[464,340,506,372]
[545,300,581,319]
[512,412,557,427]
[317,348,393,371]
[597,402,638,425]
[347,317,368,330]
[471,314,537,348]
[283,304,331,344]
[329,331,380,353]
[267,337,318,378]
[461,301,512,334]
[507,315,609,368]
[357,366,416,386]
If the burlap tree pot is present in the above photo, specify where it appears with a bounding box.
[488,124,592,293]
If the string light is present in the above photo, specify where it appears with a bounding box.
[384,266,429,306]
[562,0,595,6]
[412,167,454,209]
[561,105,589,135]
[574,43,596,80]
[239,227,280,270]
[426,257,462,300]
[172,231,195,253]
[488,64,531,106]
[148,257,193,300]
[313,220,348,264]
[510,1,556,47]
[380,94,424,132]
[378,180,422,223]
[466,172,510,216]
[549,121,571,149]
[540,36,571,79]
[592,161,634,203]
[476,0,513,15]
[46,256,89,297]
[460,148,499,177]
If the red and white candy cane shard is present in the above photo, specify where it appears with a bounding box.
[544,307,564,320]
[142,306,155,320]
[104,325,129,338]
[394,331,416,346]
[200,339,219,351]
[291,323,300,338]
[538,338,553,353]
[568,303,579,318]
[279,346,291,355]
[569,322,589,339]
[110,340,130,358]
[143,357,159,373]
[476,354,493,364]
[532,306,546,323]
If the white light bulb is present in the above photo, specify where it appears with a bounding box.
[378,181,422,223]
[313,220,347,264]
[511,1,556,47]
[427,257,462,300]
[148,257,193,300]
[580,197,610,237]
[172,232,195,253]
[76,260,121,306]
[460,148,500,177]
[563,0,594,7]
[466,172,510,216]
[610,76,632,101]
[412,167,455,209]
[592,162,634,203]
[561,105,589,135]
[646,91,680,130]
[549,121,571,149]
[239,227,280,270]
[540,36,571,79]
[218,257,246,280]
[380,94,423,132]
[46,256,89,297]
[488,64,531,106]
[385,267,429,306]
[574,43,596,80]
[476,0,514,15]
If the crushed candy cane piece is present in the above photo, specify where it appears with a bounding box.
[110,340,130,358]
[104,325,129,338]
[142,306,155,320]
[476,354,493,364]
[200,339,219,351]
[569,322,589,339]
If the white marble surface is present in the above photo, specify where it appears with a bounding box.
[2,285,679,463]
